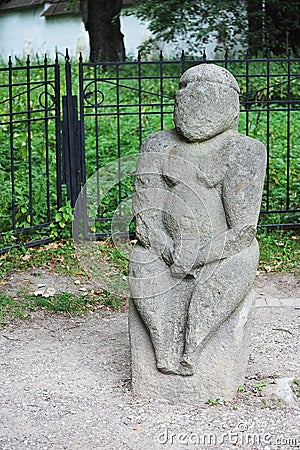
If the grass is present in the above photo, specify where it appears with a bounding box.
[0,239,127,327]
[0,230,298,281]
[0,57,299,324]
[0,290,123,327]
[0,240,84,277]
[292,378,300,398]
[0,228,299,326]
[257,230,300,273]
[0,57,299,243]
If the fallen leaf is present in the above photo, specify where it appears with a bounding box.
[274,260,283,268]
[93,290,103,295]
[38,242,60,251]
[133,426,141,431]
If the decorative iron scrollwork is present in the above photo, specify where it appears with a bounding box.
[83,81,105,107]
[38,83,56,110]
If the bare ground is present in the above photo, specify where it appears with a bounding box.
[0,271,299,450]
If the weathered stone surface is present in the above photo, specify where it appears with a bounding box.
[174,64,240,142]
[129,63,266,402]
[129,289,256,402]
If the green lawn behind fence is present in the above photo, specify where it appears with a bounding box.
[0,58,299,246]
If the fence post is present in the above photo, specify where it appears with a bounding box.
[61,50,83,209]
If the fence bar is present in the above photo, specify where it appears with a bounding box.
[137,51,143,146]
[245,50,250,136]
[8,57,16,231]
[61,51,83,208]
[159,51,164,130]
[1,52,299,252]
[26,56,33,226]
[77,52,299,238]
[181,50,185,75]
[43,55,51,222]
[116,59,122,216]
[266,50,271,210]
[92,57,101,217]
[286,49,291,211]
[55,54,62,209]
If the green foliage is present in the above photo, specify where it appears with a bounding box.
[81,59,300,234]
[206,397,221,405]
[257,230,300,273]
[0,293,13,307]
[0,293,31,323]
[0,238,127,326]
[32,292,90,312]
[125,0,247,56]
[96,238,129,275]
[237,385,251,396]
[0,291,101,326]
[0,229,298,325]
[261,0,300,55]
[0,59,60,248]
[294,378,300,387]
[0,241,83,278]
[100,290,123,309]
[0,58,299,248]
[127,0,300,56]
[293,378,300,397]
[50,202,74,239]
[253,381,267,391]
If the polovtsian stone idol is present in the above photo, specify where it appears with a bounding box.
[129,64,266,403]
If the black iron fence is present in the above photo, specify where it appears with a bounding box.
[0,51,299,250]
[0,55,62,249]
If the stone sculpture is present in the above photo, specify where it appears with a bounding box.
[129,64,266,402]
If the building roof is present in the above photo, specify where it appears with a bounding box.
[0,0,139,14]
[0,0,44,10]
[0,0,79,15]
[41,1,80,17]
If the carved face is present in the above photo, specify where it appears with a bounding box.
[174,65,240,142]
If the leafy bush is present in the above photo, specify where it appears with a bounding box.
[0,57,299,249]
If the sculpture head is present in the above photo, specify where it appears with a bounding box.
[174,64,240,142]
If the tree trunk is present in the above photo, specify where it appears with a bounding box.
[80,0,125,62]
[247,0,264,55]
[265,0,300,55]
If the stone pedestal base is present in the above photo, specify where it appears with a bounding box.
[129,289,256,404]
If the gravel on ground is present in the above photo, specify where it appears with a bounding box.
[0,271,299,450]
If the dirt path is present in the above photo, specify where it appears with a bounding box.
[0,272,299,449]
[1,269,300,300]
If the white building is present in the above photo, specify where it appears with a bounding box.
[0,0,222,62]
